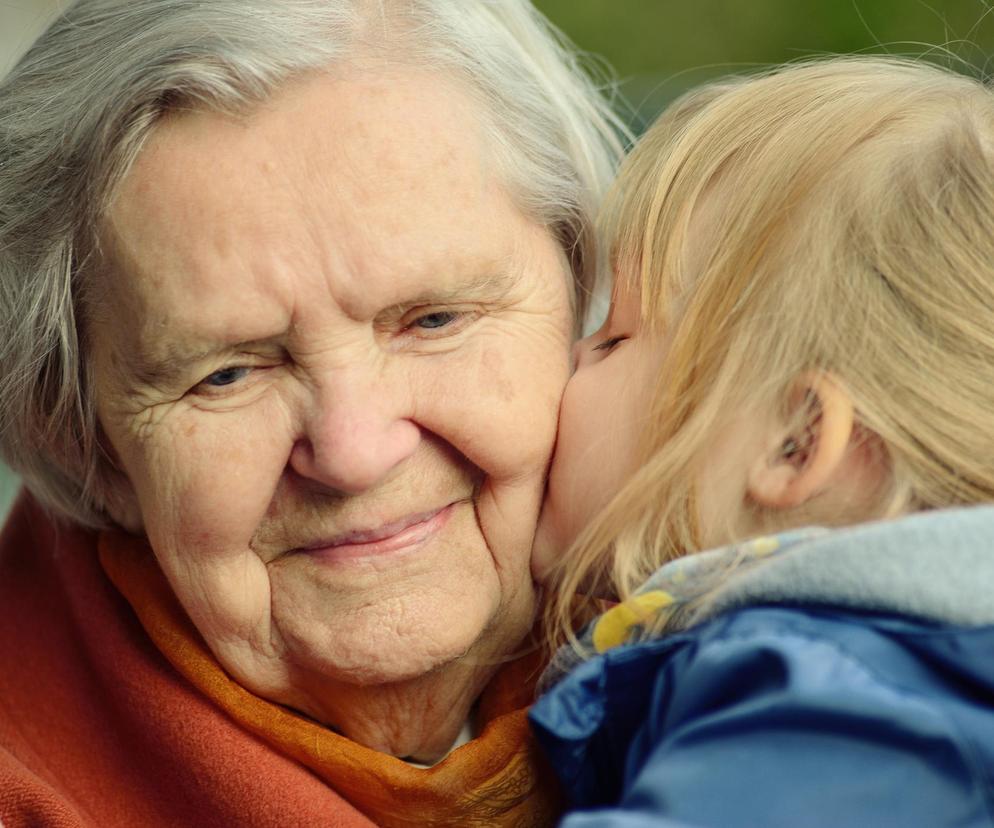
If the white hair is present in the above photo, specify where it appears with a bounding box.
[0,0,629,527]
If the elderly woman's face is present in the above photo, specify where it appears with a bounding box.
[90,71,571,722]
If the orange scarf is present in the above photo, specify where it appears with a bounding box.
[99,530,561,827]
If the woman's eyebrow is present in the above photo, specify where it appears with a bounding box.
[392,266,523,307]
[367,270,524,326]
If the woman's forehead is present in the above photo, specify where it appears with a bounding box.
[93,70,562,366]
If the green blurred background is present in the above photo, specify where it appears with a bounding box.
[2,0,994,521]
[533,1,994,131]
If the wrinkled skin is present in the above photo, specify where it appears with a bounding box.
[91,69,573,761]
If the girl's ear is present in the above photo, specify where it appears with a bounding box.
[747,372,854,510]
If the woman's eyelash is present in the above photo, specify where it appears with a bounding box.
[593,336,626,352]
[194,366,252,393]
[411,310,460,330]
[204,366,250,386]
[400,308,479,339]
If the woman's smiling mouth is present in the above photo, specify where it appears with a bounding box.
[291,503,459,563]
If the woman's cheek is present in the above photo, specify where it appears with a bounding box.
[426,335,567,483]
[137,396,297,549]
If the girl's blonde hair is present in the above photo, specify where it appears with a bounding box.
[547,56,994,645]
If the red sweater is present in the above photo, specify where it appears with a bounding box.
[0,495,558,827]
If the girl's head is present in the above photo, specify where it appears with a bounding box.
[534,56,994,618]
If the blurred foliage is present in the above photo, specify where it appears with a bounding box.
[534,0,994,129]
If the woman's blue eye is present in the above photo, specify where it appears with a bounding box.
[202,366,250,387]
[413,311,459,330]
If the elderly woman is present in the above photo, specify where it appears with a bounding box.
[0,1,625,825]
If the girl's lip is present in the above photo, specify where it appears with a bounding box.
[294,503,456,562]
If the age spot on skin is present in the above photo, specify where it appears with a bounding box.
[481,347,515,403]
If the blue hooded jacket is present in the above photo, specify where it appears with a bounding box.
[529,507,994,827]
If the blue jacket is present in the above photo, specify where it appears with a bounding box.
[530,508,994,827]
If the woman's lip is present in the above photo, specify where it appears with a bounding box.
[293,504,456,562]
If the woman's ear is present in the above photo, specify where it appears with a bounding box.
[747,372,854,510]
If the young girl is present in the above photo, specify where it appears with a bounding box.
[529,56,994,827]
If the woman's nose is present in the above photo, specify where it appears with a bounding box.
[288,374,421,495]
